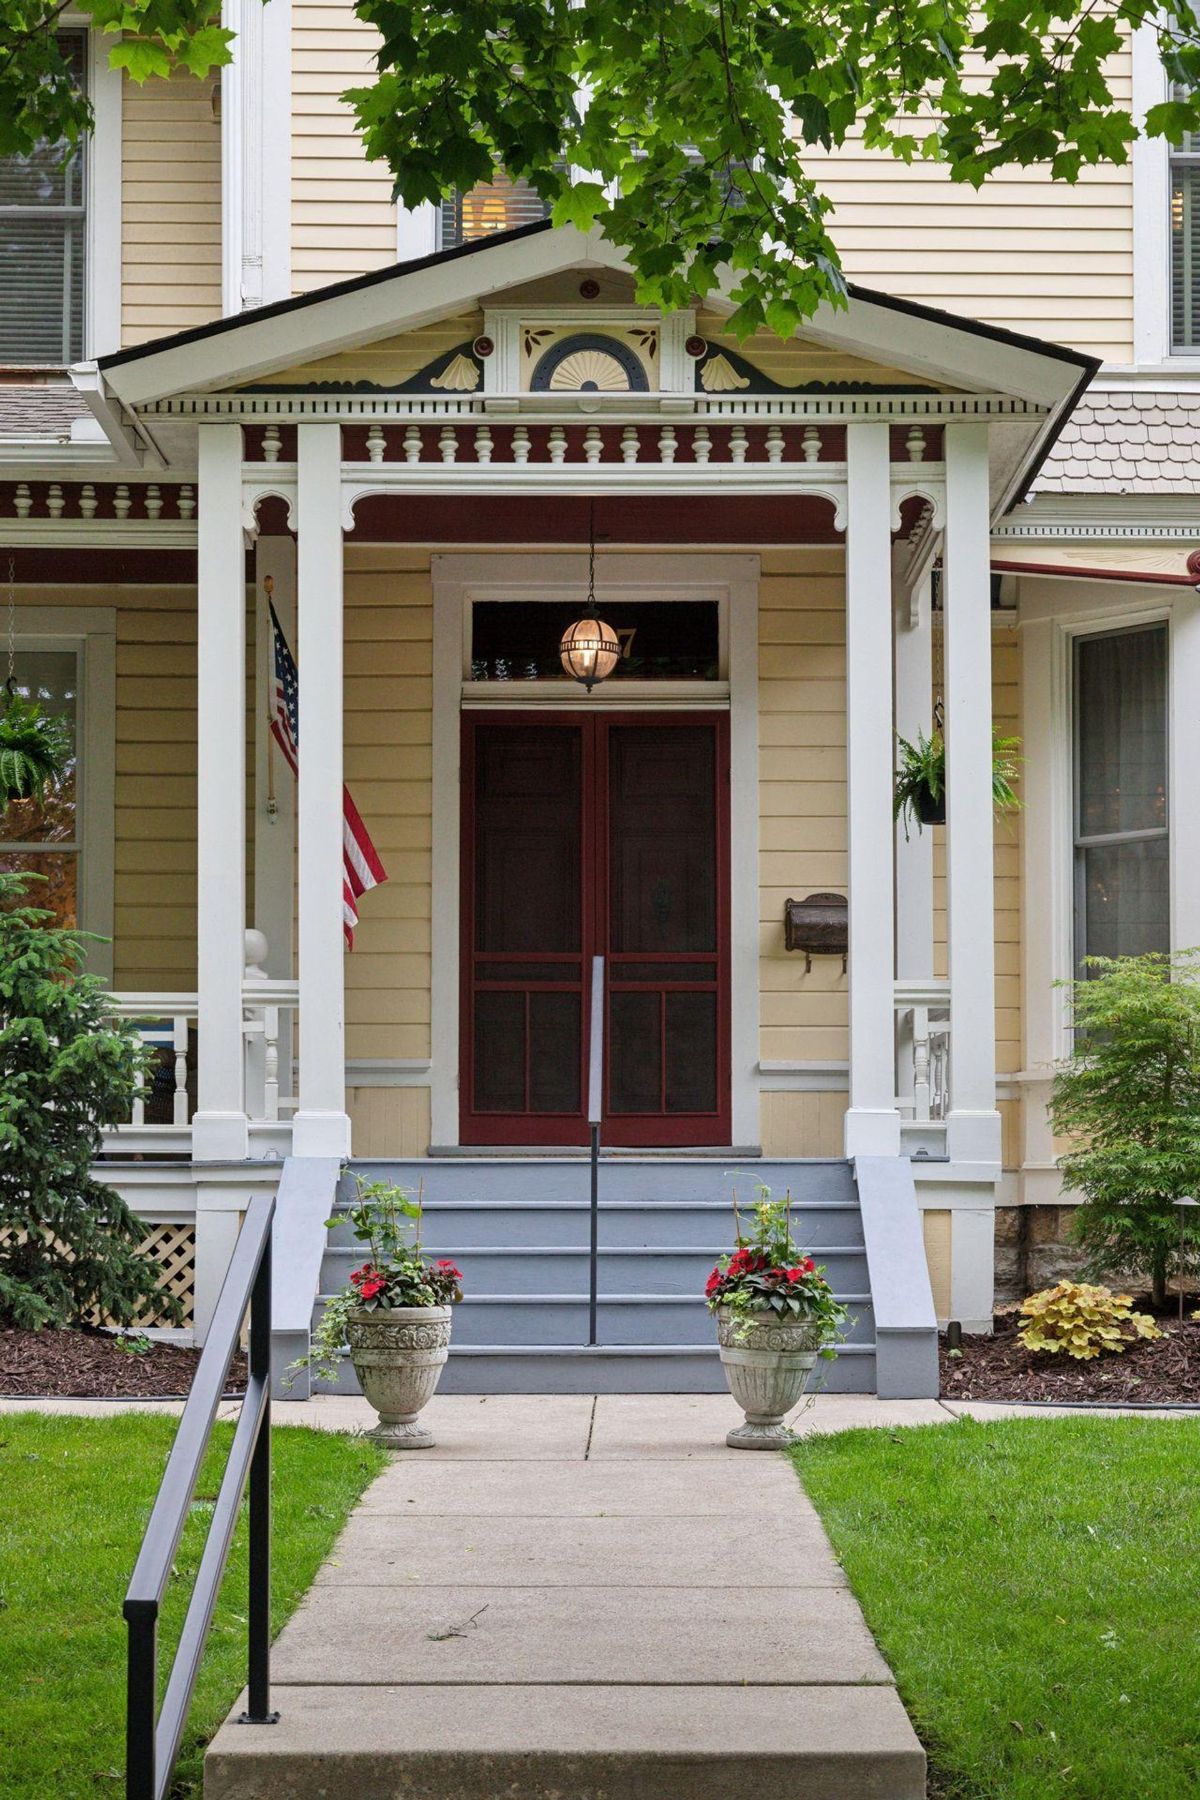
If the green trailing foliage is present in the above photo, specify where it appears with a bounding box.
[893,728,1021,839]
[0,691,71,805]
[1051,951,1200,1310]
[290,1176,463,1386]
[0,869,172,1330]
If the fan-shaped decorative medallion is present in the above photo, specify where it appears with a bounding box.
[548,348,631,392]
[529,331,650,393]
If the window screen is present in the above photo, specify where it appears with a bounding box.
[1074,625,1169,967]
[1170,91,1200,350]
[0,31,86,366]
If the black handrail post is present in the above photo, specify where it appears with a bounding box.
[240,1224,278,1725]
[124,1602,157,1800]
[587,955,604,1348]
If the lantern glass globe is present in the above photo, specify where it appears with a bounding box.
[560,617,621,690]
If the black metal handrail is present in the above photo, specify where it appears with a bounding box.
[588,955,604,1345]
[124,1190,278,1800]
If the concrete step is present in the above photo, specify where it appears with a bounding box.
[340,1156,857,1207]
[314,1153,879,1394]
[206,1682,925,1799]
[320,1242,870,1295]
[326,1198,865,1250]
[315,1291,874,1348]
[313,1339,877,1395]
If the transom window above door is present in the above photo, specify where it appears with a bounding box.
[470,600,721,683]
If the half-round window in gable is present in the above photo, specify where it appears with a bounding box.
[529,333,650,393]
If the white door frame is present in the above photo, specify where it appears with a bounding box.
[430,550,760,1148]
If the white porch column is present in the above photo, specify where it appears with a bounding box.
[193,423,249,1161]
[844,422,901,1157]
[943,422,1001,1165]
[292,423,352,1158]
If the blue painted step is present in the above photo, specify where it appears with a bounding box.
[316,1157,876,1394]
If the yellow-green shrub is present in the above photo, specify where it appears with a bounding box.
[1018,1282,1162,1361]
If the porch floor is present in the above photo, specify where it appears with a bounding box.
[204,1394,926,1799]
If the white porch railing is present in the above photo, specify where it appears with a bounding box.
[105,942,299,1155]
[895,978,951,1129]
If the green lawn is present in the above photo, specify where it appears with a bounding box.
[792,1416,1200,1800]
[0,1412,387,1798]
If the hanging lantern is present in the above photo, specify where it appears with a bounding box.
[560,616,620,691]
[559,502,620,692]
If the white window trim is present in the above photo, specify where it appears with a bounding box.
[3,606,115,979]
[1130,20,1200,374]
[430,550,760,1150]
[1020,579,1183,1077]
[221,0,293,315]
[78,19,121,360]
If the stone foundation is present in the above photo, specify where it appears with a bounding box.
[994,1204,1089,1307]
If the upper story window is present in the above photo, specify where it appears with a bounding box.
[439,171,553,250]
[0,31,87,367]
[1073,623,1169,967]
[1169,93,1200,350]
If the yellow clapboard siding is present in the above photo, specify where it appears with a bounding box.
[346,1087,431,1158]
[121,71,222,345]
[801,45,1134,361]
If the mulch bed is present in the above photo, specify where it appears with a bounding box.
[940,1313,1200,1406]
[0,1328,247,1399]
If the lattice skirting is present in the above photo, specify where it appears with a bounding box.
[0,1220,196,1329]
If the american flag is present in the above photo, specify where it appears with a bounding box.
[269,603,387,946]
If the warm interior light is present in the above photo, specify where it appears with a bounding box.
[560,617,621,691]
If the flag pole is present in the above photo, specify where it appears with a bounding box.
[263,576,278,820]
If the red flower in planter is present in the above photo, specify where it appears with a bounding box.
[435,1259,464,1281]
[359,1276,387,1300]
[705,1266,723,1297]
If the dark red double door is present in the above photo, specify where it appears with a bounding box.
[461,713,731,1146]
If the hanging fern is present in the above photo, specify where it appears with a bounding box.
[0,692,71,804]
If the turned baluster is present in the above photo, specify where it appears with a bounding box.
[692,426,711,464]
[620,425,639,464]
[801,426,821,463]
[173,1016,189,1127]
[474,425,493,464]
[584,426,603,465]
[403,425,422,464]
[366,424,386,464]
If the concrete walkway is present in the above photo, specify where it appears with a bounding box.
[204,1393,927,1799]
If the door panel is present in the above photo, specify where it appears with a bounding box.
[461,713,729,1145]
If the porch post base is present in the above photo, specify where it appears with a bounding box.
[843,1108,902,1158]
[192,1110,250,1162]
[945,1109,1002,1165]
[291,1109,352,1159]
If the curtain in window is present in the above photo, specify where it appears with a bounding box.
[439,171,553,249]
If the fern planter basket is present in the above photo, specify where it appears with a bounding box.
[346,1304,453,1449]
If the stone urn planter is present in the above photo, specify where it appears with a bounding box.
[346,1304,453,1449]
[716,1307,823,1449]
